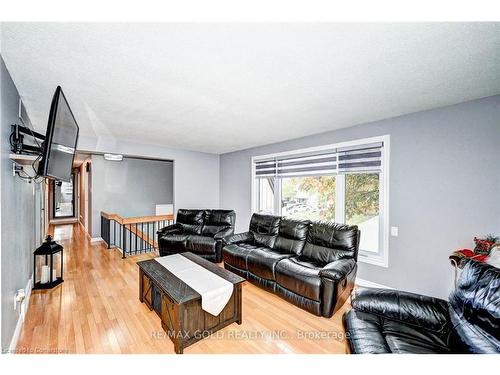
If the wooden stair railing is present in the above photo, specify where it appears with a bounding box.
[100,211,174,258]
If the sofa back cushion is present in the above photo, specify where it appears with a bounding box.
[176,209,205,235]
[449,261,500,353]
[249,213,281,248]
[201,210,236,237]
[273,218,310,255]
[301,221,359,265]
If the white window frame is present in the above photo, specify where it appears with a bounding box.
[251,135,390,268]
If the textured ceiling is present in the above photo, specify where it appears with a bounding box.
[1,23,499,154]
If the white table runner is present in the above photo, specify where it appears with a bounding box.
[155,254,234,316]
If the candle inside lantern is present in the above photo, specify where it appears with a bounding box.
[41,265,50,284]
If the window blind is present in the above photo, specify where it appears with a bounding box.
[337,142,383,173]
[255,159,277,178]
[255,141,383,178]
[277,152,337,177]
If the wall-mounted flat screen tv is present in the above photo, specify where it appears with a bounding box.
[37,86,79,182]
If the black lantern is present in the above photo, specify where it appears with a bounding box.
[33,235,64,289]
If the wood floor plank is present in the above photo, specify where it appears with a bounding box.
[16,224,351,354]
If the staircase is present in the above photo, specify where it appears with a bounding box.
[100,212,174,258]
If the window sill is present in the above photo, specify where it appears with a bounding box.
[358,254,388,268]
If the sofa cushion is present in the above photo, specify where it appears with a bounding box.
[302,221,359,265]
[202,224,231,237]
[222,243,256,270]
[159,234,189,253]
[450,260,500,338]
[238,243,259,250]
[249,214,281,248]
[273,218,310,255]
[344,310,451,354]
[179,223,203,235]
[176,209,205,235]
[186,235,216,255]
[201,210,235,236]
[448,261,500,353]
[247,248,294,281]
[275,256,323,301]
[351,287,450,334]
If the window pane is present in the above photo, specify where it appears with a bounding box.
[345,173,380,253]
[258,178,275,215]
[54,177,74,217]
[281,176,335,221]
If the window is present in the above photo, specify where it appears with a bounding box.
[257,178,275,215]
[345,173,380,254]
[252,135,389,267]
[281,176,336,221]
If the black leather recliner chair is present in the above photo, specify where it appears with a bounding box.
[343,260,500,353]
[157,209,235,263]
[222,213,360,317]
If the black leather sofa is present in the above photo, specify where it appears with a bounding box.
[157,209,235,263]
[343,260,500,353]
[222,213,360,317]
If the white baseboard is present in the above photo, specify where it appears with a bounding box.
[90,237,104,243]
[8,275,33,354]
[356,277,392,289]
[50,218,78,225]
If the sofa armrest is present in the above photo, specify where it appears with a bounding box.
[224,231,254,246]
[214,227,235,243]
[351,288,450,333]
[319,258,356,281]
[157,223,182,236]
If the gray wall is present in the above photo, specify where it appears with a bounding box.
[1,56,36,350]
[91,155,174,237]
[219,96,500,299]
[78,135,220,223]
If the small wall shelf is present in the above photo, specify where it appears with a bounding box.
[9,153,38,165]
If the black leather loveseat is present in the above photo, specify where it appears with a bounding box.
[157,209,235,263]
[222,213,360,317]
[343,260,500,353]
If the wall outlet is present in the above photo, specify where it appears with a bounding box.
[14,289,26,310]
[390,226,399,237]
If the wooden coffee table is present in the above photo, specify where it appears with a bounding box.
[137,252,245,354]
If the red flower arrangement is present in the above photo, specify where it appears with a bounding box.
[450,234,498,269]
[474,234,499,255]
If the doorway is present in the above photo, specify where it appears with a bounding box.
[73,153,92,235]
[52,174,76,218]
[82,161,92,233]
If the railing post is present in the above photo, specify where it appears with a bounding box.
[122,224,126,259]
[106,218,110,249]
[130,224,134,255]
[147,222,150,251]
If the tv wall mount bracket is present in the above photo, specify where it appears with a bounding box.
[9,124,46,182]
[10,124,45,154]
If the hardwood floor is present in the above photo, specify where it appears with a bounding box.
[17,224,351,354]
